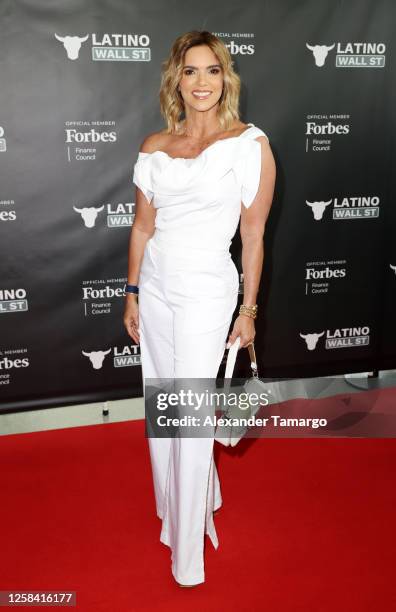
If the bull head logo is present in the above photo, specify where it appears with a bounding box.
[82,349,112,369]
[306,200,332,221]
[55,34,89,60]
[299,332,325,351]
[306,43,335,67]
[74,205,105,228]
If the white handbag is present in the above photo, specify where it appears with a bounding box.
[214,338,355,447]
[214,337,309,447]
[214,337,270,447]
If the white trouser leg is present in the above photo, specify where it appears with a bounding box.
[138,280,173,520]
[138,238,238,585]
[161,322,232,585]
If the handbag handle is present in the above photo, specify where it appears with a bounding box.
[225,337,259,379]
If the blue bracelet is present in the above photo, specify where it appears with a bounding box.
[123,283,139,295]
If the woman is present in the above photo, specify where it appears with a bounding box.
[124,30,276,587]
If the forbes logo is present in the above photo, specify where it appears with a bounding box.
[65,129,117,143]
[305,267,346,280]
[306,122,349,136]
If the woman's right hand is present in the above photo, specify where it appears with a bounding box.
[123,294,140,344]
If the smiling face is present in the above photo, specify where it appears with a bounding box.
[178,44,224,114]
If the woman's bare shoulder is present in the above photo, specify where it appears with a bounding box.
[139,129,170,154]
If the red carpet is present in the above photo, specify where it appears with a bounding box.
[0,412,395,611]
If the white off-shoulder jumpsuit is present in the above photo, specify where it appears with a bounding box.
[132,123,268,585]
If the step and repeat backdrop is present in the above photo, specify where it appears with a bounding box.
[0,0,395,411]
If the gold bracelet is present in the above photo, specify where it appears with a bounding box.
[240,304,258,313]
[239,304,258,319]
[240,304,258,312]
[239,310,257,319]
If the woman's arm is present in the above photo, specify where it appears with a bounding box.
[227,136,276,348]
[123,185,156,344]
[240,136,276,305]
[124,136,159,343]
[126,189,156,286]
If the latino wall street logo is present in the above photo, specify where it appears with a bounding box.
[82,344,141,369]
[0,347,29,387]
[0,200,16,222]
[306,42,386,68]
[305,259,347,295]
[306,196,380,221]
[54,33,150,61]
[305,113,350,152]
[64,120,117,162]
[0,126,6,152]
[0,288,28,313]
[212,32,255,55]
[74,201,134,228]
[81,278,127,316]
[300,326,370,351]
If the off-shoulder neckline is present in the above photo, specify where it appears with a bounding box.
[137,123,258,162]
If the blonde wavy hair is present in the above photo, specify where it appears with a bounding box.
[159,30,241,134]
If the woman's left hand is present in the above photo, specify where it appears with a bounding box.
[227,315,255,349]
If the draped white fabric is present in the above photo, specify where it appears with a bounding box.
[132,124,269,249]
